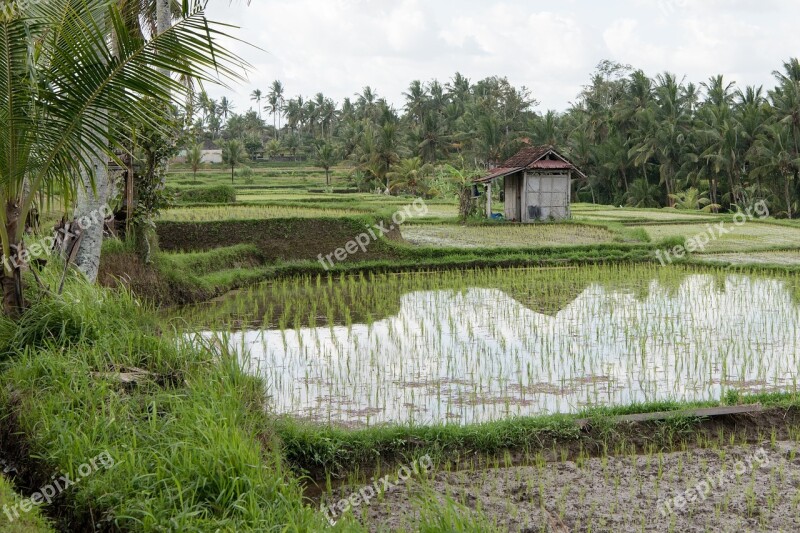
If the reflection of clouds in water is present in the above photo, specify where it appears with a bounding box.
[215,275,800,426]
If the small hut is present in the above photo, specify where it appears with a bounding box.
[475,145,586,222]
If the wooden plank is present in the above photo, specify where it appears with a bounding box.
[575,404,763,429]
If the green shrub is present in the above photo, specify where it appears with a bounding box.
[236,165,254,179]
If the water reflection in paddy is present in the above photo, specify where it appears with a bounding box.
[192,269,800,426]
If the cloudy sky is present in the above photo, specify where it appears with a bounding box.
[204,0,800,114]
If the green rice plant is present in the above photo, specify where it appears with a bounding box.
[185,263,800,432]
[410,491,501,533]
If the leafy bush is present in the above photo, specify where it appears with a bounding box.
[235,165,254,178]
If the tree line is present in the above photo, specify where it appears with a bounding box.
[188,59,800,216]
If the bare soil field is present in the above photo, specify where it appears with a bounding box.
[341,441,800,532]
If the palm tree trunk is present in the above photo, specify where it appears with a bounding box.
[709,176,718,214]
[664,177,672,207]
[277,102,282,138]
[1,200,23,316]
[74,126,110,282]
[156,0,171,50]
[73,16,110,283]
[156,0,171,189]
[785,175,793,219]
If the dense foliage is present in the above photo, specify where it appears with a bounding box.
[191,59,800,216]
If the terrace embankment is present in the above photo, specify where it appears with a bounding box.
[100,217,669,307]
[99,217,403,305]
[155,217,403,259]
[283,402,800,483]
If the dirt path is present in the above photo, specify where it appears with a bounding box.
[342,441,800,532]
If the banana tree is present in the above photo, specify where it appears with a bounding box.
[0,0,244,316]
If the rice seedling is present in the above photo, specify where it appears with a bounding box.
[186,264,800,427]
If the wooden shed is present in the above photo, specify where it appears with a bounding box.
[475,145,586,222]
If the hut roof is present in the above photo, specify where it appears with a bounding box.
[475,145,587,183]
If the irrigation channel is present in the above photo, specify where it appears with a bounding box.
[174,264,800,426]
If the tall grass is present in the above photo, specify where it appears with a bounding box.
[0,272,338,531]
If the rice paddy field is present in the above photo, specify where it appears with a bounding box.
[700,250,800,266]
[147,164,800,530]
[353,441,800,531]
[175,264,800,427]
[571,204,717,222]
[638,221,800,254]
[401,223,625,248]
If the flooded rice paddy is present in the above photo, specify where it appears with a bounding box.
[177,265,800,426]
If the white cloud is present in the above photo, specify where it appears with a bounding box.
[200,0,800,114]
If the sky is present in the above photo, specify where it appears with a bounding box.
[203,0,800,115]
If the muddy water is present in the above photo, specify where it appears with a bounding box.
[196,271,800,426]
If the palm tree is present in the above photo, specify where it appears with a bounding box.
[375,123,401,193]
[285,98,304,134]
[222,140,247,184]
[283,133,301,159]
[668,187,720,212]
[197,90,212,122]
[250,89,263,119]
[387,157,432,196]
[412,114,450,163]
[265,139,282,159]
[403,80,428,124]
[0,0,241,315]
[626,179,662,208]
[219,96,234,121]
[268,80,285,137]
[314,143,339,185]
[356,86,378,121]
[751,122,800,218]
[186,144,204,179]
[441,161,481,220]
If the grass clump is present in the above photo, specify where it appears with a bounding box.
[0,274,335,531]
[0,475,54,532]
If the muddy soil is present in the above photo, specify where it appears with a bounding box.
[332,441,800,532]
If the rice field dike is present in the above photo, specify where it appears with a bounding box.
[8,164,800,532]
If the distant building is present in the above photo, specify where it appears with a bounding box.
[475,145,586,222]
[200,149,223,164]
